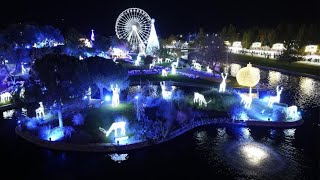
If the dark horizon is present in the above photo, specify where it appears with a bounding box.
[0,0,319,37]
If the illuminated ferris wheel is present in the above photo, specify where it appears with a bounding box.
[115,8,152,51]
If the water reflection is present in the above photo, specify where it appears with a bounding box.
[299,77,315,97]
[268,71,282,87]
[240,143,269,166]
[108,153,129,163]
[194,126,308,179]
[229,64,241,77]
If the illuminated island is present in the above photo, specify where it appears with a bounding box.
[15,59,302,152]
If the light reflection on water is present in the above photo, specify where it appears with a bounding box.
[194,127,307,180]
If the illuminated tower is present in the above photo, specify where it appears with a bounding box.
[146,19,160,56]
[91,29,95,41]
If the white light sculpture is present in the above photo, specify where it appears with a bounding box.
[91,29,95,41]
[236,62,260,109]
[162,69,168,76]
[111,84,120,107]
[135,55,141,66]
[149,59,156,69]
[171,58,179,68]
[193,62,202,71]
[35,102,45,119]
[206,66,213,74]
[79,55,84,60]
[171,63,176,74]
[157,58,163,64]
[0,92,12,103]
[19,87,25,98]
[99,121,127,139]
[305,45,317,54]
[146,19,160,55]
[193,92,208,107]
[239,93,253,109]
[287,105,298,120]
[219,73,228,93]
[115,8,151,53]
[160,81,175,100]
[267,85,283,107]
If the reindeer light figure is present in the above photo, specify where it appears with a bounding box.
[35,102,45,119]
[99,121,126,138]
[111,84,120,107]
[193,92,208,106]
[157,58,163,64]
[149,59,156,69]
[171,58,179,68]
[239,93,253,109]
[268,86,283,107]
[219,73,228,93]
[162,69,168,76]
[160,81,176,100]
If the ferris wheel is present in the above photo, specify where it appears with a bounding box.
[115,8,152,51]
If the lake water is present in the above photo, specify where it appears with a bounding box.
[1,64,319,179]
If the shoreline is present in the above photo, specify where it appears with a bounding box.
[15,117,303,153]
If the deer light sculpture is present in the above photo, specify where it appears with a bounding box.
[219,73,228,93]
[194,92,208,106]
[268,86,283,107]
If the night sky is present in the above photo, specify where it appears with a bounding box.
[0,0,319,37]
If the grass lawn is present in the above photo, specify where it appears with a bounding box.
[0,101,11,106]
[233,54,320,76]
[85,103,136,143]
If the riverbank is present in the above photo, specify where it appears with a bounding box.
[232,54,320,79]
[15,116,303,153]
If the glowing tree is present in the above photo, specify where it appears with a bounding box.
[86,57,129,100]
[236,62,260,109]
[146,19,160,55]
[32,54,90,127]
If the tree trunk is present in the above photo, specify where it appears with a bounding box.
[58,109,63,127]
[99,87,104,100]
